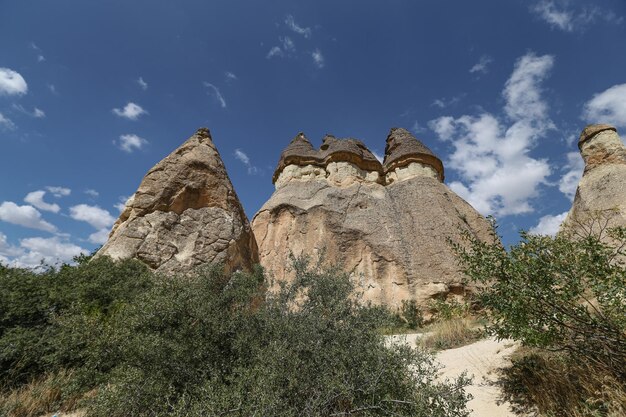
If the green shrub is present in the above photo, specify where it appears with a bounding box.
[0,256,152,389]
[391,299,424,331]
[76,260,471,416]
[454,224,626,410]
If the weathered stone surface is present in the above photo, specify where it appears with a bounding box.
[97,128,258,273]
[562,124,626,237]
[273,133,383,184]
[253,129,494,308]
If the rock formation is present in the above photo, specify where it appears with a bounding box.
[97,128,258,274]
[561,124,626,237]
[252,128,495,308]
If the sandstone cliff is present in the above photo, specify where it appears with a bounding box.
[561,124,626,237]
[252,128,494,307]
[97,128,258,273]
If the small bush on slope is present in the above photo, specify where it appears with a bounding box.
[77,259,471,417]
[454,225,626,415]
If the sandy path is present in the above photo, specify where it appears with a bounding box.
[389,334,522,417]
[436,338,520,417]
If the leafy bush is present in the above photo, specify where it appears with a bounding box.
[71,259,471,416]
[0,256,153,389]
[1,256,472,416]
[454,224,626,413]
[389,299,424,331]
[428,298,471,321]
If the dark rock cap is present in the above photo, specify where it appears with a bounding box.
[383,128,444,181]
[319,135,381,169]
[578,124,617,149]
[272,133,383,183]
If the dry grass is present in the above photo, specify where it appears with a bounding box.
[0,370,82,417]
[418,317,483,351]
[501,347,626,417]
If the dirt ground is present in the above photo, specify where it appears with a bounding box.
[389,333,525,417]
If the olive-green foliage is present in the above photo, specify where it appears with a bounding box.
[399,299,424,330]
[454,225,626,383]
[0,256,153,389]
[2,256,471,416]
[78,259,470,416]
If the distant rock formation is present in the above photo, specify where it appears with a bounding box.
[561,124,626,237]
[252,128,495,308]
[97,128,258,274]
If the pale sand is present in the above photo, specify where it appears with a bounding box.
[389,334,523,417]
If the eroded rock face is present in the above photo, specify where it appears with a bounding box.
[561,124,626,236]
[253,128,494,308]
[97,128,258,273]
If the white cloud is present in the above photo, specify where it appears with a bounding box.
[0,112,16,130]
[48,84,57,94]
[12,104,46,118]
[285,15,311,38]
[529,211,569,236]
[69,204,115,229]
[411,121,426,134]
[372,150,384,163]
[115,134,148,153]
[37,55,45,63]
[312,49,325,69]
[10,236,87,269]
[0,232,24,259]
[503,54,555,121]
[85,189,99,198]
[266,46,284,59]
[88,228,110,245]
[469,55,493,74]
[114,195,131,212]
[0,201,56,232]
[225,71,237,81]
[582,83,626,128]
[234,149,250,165]
[429,53,555,217]
[46,186,71,197]
[531,1,624,32]
[558,151,584,200]
[112,102,148,120]
[0,68,28,96]
[532,1,575,31]
[431,95,463,109]
[203,82,226,108]
[234,149,259,175]
[281,36,296,53]
[24,190,60,213]
[137,76,148,90]
[428,116,456,140]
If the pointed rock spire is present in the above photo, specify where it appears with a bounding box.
[97,128,258,273]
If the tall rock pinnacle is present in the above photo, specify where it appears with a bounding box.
[97,128,258,273]
[561,124,626,236]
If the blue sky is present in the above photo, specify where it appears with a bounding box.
[1,0,626,267]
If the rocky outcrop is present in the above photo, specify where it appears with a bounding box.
[252,128,494,308]
[97,128,258,273]
[561,124,626,237]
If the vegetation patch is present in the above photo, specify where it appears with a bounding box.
[455,221,626,416]
[0,256,472,417]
